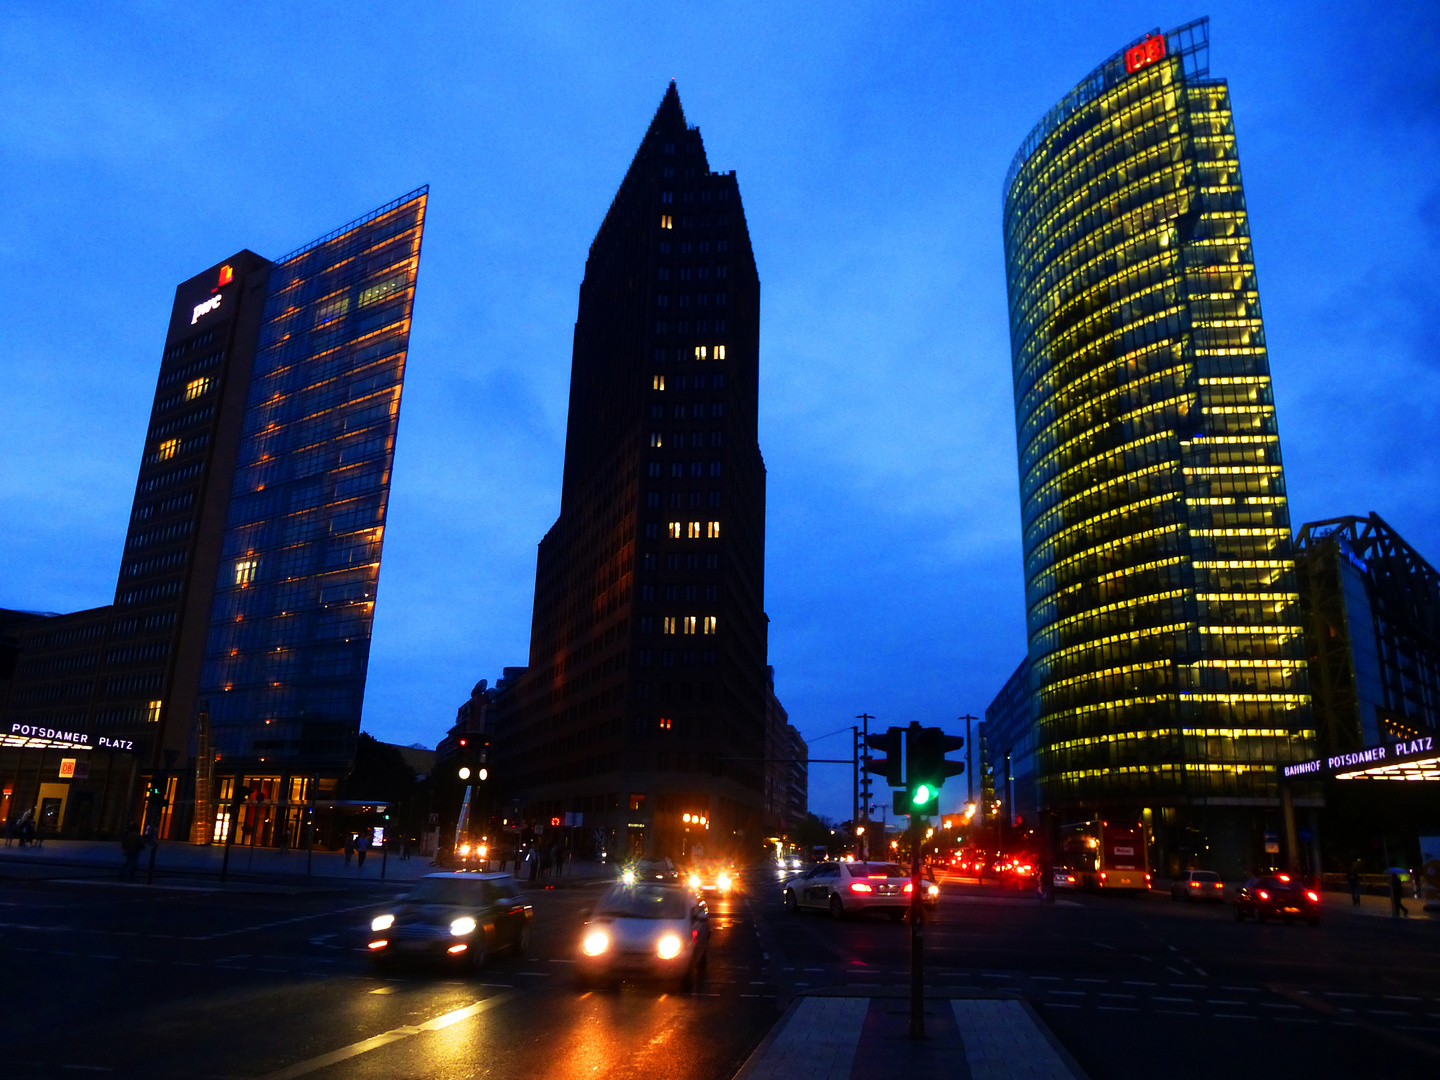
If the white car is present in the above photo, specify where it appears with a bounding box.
[782,861,937,921]
[575,883,710,991]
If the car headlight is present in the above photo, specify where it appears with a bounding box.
[459,843,471,857]
[582,930,609,956]
[927,884,939,897]
[656,934,682,959]
[450,916,477,936]
[371,914,395,932]
[622,870,636,885]
[688,874,702,890]
[718,873,733,891]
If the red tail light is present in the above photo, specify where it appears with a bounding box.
[1277,874,1291,882]
[1305,891,1319,903]
[849,882,873,894]
[903,882,914,893]
[1257,890,1269,900]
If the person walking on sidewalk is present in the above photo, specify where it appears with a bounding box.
[120,823,144,881]
[344,834,355,867]
[1347,866,1362,907]
[356,830,371,869]
[1390,870,1409,918]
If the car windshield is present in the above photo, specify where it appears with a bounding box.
[405,879,488,905]
[597,885,691,919]
[1191,872,1220,882]
[850,863,906,877]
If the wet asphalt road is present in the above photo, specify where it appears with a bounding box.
[3,864,1440,1079]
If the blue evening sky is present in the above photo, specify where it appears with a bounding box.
[2,3,1436,824]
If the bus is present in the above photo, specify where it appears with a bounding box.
[1057,820,1151,893]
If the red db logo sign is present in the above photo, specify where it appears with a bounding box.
[1125,34,1166,74]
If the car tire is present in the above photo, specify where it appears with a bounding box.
[1307,918,1319,928]
[783,890,797,913]
[467,935,489,971]
[1171,889,1178,901]
[516,924,531,955]
[888,909,905,924]
[1234,905,1245,921]
[1257,911,1268,925]
[829,895,845,921]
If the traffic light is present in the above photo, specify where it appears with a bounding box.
[864,727,904,786]
[906,725,964,808]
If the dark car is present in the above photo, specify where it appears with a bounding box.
[367,872,532,969]
[621,857,679,885]
[1234,874,1320,925]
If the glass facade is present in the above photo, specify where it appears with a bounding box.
[1003,20,1313,813]
[200,189,428,775]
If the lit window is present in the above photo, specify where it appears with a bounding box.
[707,521,720,538]
[146,700,162,723]
[715,345,726,360]
[185,377,212,401]
[668,522,683,539]
[157,438,179,460]
[235,559,257,586]
[651,433,663,447]
[694,345,708,360]
[683,616,697,635]
[359,273,407,307]
[663,617,677,635]
[661,215,673,230]
[659,717,672,730]
[653,375,665,390]
[703,616,717,635]
[688,522,702,539]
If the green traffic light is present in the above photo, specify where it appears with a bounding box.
[913,784,933,807]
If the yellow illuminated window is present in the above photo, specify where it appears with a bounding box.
[683,616,697,635]
[668,522,683,539]
[661,215,673,230]
[146,700,162,724]
[703,616,717,635]
[653,376,665,390]
[715,345,726,360]
[651,433,663,447]
[707,521,720,538]
[185,377,212,401]
[359,273,407,307]
[663,616,676,635]
[694,346,708,360]
[235,559,257,586]
[157,438,179,460]
[659,717,672,730]
[688,522,701,538]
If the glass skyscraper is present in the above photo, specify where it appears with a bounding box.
[198,189,427,844]
[1002,19,1314,871]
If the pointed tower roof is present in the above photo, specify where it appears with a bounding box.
[647,79,687,137]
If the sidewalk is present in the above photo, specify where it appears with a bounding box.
[0,838,615,889]
[733,991,1086,1080]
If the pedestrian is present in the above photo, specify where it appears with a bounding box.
[1390,870,1409,918]
[357,829,371,869]
[119,823,144,881]
[3,816,12,847]
[344,834,355,867]
[400,836,411,861]
[527,847,538,882]
[552,843,564,879]
[18,809,35,848]
[1346,866,1361,907]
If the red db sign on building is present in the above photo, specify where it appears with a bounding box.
[1125,34,1166,74]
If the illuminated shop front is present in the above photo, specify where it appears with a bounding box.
[1001,18,1315,875]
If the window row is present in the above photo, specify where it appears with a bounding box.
[658,215,730,230]
[645,461,723,478]
[655,292,728,309]
[649,403,725,419]
[642,520,721,539]
[656,266,729,281]
[649,432,724,449]
[641,552,720,571]
[651,371,725,390]
[639,584,719,602]
[658,239,728,255]
[645,491,722,509]
[638,615,719,635]
[659,188,731,204]
[655,319,727,336]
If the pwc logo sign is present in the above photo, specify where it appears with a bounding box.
[191,264,234,325]
[1124,34,1166,75]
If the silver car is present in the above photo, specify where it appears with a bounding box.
[575,883,710,991]
[782,861,936,921]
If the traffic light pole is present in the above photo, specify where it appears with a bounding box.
[909,810,924,1039]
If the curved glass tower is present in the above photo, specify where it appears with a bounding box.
[1002,19,1314,852]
